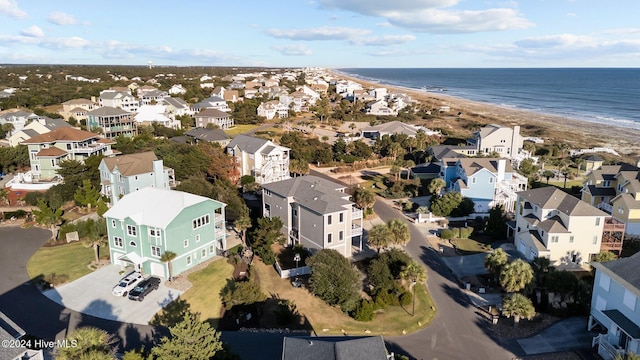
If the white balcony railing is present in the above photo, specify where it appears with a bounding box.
[598,203,613,214]
[352,208,363,220]
[214,213,224,223]
[351,223,363,237]
[593,334,625,360]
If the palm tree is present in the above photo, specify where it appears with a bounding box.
[428,178,446,196]
[499,259,534,293]
[390,164,401,181]
[404,159,415,180]
[542,170,554,184]
[387,218,410,246]
[161,251,178,281]
[32,199,63,241]
[502,293,535,327]
[348,122,357,136]
[353,187,375,214]
[54,326,117,360]
[84,218,108,263]
[367,224,392,253]
[484,248,508,280]
[388,142,403,160]
[401,260,427,284]
[234,206,252,248]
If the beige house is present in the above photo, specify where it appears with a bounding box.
[226,134,290,185]
[59,98,98,120]
[514,187,624,266]
[262,175,363,258]
[582,163,640,236]
[8,117,71,147]
[194,108,234,129]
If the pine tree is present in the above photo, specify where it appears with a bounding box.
[151,312,223,359]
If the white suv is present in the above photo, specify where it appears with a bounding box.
[112,271,143,297]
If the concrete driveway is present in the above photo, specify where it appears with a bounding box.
[441,252,490,278]
[43,265,182,325]
[517,317,596,355]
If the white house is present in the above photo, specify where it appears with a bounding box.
[99,90,140,113]
[257,100,289,120]
[226,134,290,185]
[134,105,181,129]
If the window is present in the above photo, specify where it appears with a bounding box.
[209,245,214,254]
[471,178,476,184]
[569,236,574,243]
[596,218,600,226]
[328,215,332,225]
[111,220,116,228]
[195,234,201,242]
[113,237,123,248]
[202,249,207,258]
[624,289,637,310]
[339,231,344,241]
[192,214,210,229]
[339,213,344,223]
[489,177,493,184]
[186,256,192,266]
[264,189,272,196]
[151,246,161,257]
[327,233,332,244]
[134,176,138,180]
[593,236,598,244]
[184,239,189,248]
[551,236,558,243]
[292,208,297,216]
[129,241,137,247]
[149,228,160,237]
[599,273,611,291]
[126,225,137,237]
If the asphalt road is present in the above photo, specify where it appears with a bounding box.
[373,200,520,360]
[0,226,163,353]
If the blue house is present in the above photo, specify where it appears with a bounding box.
[439,158,528,213]
[590,253,640,359]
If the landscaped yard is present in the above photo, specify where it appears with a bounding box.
[253,260,436,336]
[450,238,493,255]
[27,241,106,285]
[180,259,234,327]
[224,125,260,136]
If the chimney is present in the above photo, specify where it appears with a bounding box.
[497,159,506,182]
[152,159,164,188]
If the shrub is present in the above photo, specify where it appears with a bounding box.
[440,229,454,240]
[3,210,27,219]
[459,227,474,239]
[352,299,375,322]
[451,227,461,238]
[399,291,413,307]
[403,201,414,212]
[375,290,399,308]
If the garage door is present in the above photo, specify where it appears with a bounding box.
[150,262,166,278]
[112,251,125,267]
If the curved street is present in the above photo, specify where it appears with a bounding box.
[373,200,519,360]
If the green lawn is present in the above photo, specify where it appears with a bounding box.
[450,238,492,255]
[27,241,104,285]
[180,259,234,327]
[224,125,260,136]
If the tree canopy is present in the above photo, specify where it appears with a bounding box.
[307,249,361,312]
[151,312,223,360]
[499,259,534,293]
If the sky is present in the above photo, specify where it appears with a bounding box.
[0,0,639,68]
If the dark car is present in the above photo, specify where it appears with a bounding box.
[128,276,161,301]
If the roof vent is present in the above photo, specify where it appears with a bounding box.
[313,196,318,201]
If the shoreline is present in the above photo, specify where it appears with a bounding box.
[329,69,640,157]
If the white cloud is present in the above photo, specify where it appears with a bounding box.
[20,25,44,38]
[350,34,416,46]
[0,0,26,18]
[266,26,370,41]
[317,0,533,33]
[514,34,595,49]
[567,12,576,17]
[272,44,313,56]
[48,11,83,25]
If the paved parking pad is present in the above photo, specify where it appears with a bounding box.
[441,253,490,278]
[43,265,182,325]
[517,317,595,355]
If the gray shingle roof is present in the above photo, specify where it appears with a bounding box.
[263,176,352,215]
[282,336,388,360]
[517,187,607,217]
[185,128,230,142]
[0,311,27,360]
[227,134,269,154]
[87,106,130,116]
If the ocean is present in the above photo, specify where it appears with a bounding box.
[336,68,640,130]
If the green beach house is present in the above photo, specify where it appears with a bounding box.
[103,187,227,279]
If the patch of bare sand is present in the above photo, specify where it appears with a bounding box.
[330,71,640,158]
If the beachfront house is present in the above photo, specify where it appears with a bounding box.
[513,187,624,266]
[440,158,528,213]
[21,127,116,180]
[468,124,525,157]
[226,134,290,185]
[99,151,176,205]
[104,187,227,278]
[589,252,640,360]
[262,175,363,258]
[362,121,440,140]
[581,163,640,236]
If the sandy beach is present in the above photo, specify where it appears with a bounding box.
[330,70,640,159]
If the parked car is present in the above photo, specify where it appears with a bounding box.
[291,277,302,288]
[128,276,161,301]
[112,271,143,297]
